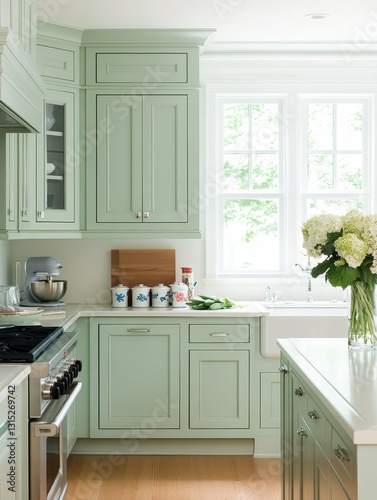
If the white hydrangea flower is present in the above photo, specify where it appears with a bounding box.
[334,233,368,269]
[302,214,342,257]
[341,209,365,237]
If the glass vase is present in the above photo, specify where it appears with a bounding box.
[348,281,377,350]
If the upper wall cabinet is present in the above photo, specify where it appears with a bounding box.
[34,25,82,233]
[83,30,214,238]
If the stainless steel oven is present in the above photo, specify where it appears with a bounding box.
[29,381,82,500]
[0,325,83,500]
[28,328,82,500]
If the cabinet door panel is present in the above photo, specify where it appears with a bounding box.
[189,350,249,429]
[98,324,179,429]
[260,372,280,428]
[96,95,143,223]
[36,88,77,223]
[143,95,188,222]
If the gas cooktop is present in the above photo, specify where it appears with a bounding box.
[0,325,64,362]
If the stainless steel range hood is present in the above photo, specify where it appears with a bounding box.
[0,28,44,132]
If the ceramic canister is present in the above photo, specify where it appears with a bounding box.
[170,281,188,308]
[151,284,170,308]
[111,284,129,308]
[131,284,151,307]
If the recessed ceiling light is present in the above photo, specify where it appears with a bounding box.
[305,13,329,20]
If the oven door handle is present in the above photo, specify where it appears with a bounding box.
[33,381,82,438]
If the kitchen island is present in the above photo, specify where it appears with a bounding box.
[278,337,377,499]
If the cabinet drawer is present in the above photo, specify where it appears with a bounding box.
[96,53,188,83]
[331,427,357,498]
[37,45,75,81]
[302,393,331,454]
[189,324,250,343]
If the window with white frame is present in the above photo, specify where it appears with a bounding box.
[207,93,373,278]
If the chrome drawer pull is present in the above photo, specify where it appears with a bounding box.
[210,332,229,337]
[308,410,320,420]
[127,328,151,333]
[333,445,350,461]
[278,365,288,374]
[294,387,304,397]
[296,427,308,438]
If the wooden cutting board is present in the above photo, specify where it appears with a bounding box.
[111,249,176,291]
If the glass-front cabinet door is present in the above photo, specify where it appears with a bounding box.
[36,88,78,226]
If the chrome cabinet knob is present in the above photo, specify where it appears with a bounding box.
[296,427,308,438]
[333,445,350,461]
[294,387,304,396]
[308,409,320,420]
[278,365,288,374]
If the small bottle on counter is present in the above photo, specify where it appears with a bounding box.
[181,267,194,301]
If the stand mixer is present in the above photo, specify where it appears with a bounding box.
[18,257,67,307]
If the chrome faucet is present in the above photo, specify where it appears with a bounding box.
[264,286,277,302]
[295,256,314,302]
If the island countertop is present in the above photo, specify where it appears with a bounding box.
[278,337,377,445]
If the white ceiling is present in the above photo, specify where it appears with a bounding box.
[36,0,377,45]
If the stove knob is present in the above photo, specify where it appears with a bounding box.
[51,383,61,400]
[75,359,83,372]
[63,361,78,379]
[63,370,73,385]
[55,379,66,395]
[70,363,79,378]
[56,374,69,392]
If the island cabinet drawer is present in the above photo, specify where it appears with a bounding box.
[189,324,250,343]
[302,393,331,454]
[96,53,188,83]
[331,427,357,498]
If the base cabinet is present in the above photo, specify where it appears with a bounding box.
[280,355,357,500]
[189,350,249,429]
[89,317,258,443]
[90,321,180,436]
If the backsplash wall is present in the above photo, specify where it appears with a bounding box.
[9,238,204,304]
[7,238,343,304]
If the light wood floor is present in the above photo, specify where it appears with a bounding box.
[67,454,281,499]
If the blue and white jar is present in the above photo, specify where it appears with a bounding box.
[131,284,151,308]
[151,284,170,308]
[111,284,129,308]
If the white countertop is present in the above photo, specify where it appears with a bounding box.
[39,301,268,329]
[278,337,377,445]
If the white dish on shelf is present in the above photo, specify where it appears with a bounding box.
[46,163,56,175]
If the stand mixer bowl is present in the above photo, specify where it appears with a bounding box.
[31,280,67,302]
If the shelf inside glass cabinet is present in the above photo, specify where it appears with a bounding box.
[45,102,65,210]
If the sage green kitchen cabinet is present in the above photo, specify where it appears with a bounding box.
[281,358,357,499]
[0,132,36,236]
[189,350,250,429]
[35,29,81,231]
[86,90,198,234]
[188,323,251,429]
[82,31,214,237]
[35,86,79,228]
[0,375,28,499]
[90,321,180,437]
